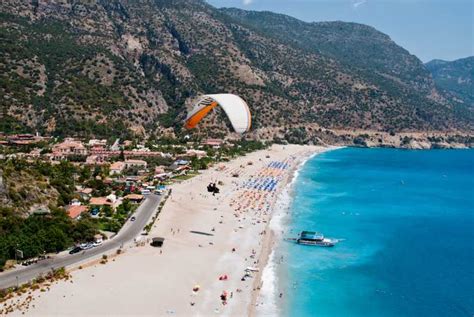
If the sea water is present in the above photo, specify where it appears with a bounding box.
[277,148,474,317]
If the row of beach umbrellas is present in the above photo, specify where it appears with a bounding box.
[267,161,289,170]
[243,177,280,192]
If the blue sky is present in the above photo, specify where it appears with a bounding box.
[207,0,473,62]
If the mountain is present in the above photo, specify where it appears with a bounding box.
[426,57,474,108]
[0,0,472,143]
[221,8,434,94]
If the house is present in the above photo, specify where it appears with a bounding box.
[175,165,191,173]
[28,149,42,158]
[202,138,224,148]
[88,139,107,147]
[67,205,88,219]
[123,140,133,147]
[110,161,125,175]
[7,133,45,145]
[175,159,189,166]
[77,187,93,201]
[89,197,113,206]
[31,207,50,215]
[124,194,144,203]
[86,155,107,165]
[90,194,119,209]
[52,139,87,159]
[185,149,207,158]
[125,176,141,183]
[125,159,147,169]
[16,133,35,139]
[154,172,171,181]
[154,165,166,174]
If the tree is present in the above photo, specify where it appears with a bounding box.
[79,166,92,182]
[121,199,132,213]
[72,214,98,242]
[101,205,113,217]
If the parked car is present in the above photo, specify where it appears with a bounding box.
[90,208,100,216]
[131,216,136,221]
[69,246,82,254]
[82,243,94,250]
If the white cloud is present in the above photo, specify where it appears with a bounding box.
[243,0,253,5]
[352,0,367,9]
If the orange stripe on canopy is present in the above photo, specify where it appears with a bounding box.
[185,102,218,129]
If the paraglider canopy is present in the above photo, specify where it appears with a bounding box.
[185,94,251,133]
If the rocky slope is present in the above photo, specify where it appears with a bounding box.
[0,0,472,142]
[0,163,59,214]
[426,56,474,109]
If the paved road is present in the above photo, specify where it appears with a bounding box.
[0,194,162,289]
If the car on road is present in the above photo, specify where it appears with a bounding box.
[69,246,82,254]
[131,216,136,221]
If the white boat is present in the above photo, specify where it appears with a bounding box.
[296,231,337,247]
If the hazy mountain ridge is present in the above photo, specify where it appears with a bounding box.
[426,56,474,108]
[220,8,433,92]
[0,0,472,142]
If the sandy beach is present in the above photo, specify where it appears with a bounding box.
[4,144,330,317]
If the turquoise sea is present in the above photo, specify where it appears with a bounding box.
[278,148,474,317]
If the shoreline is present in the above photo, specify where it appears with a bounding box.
[249,147,474,317]
[249,146,341,317]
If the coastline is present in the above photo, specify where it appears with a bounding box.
[250,146,341,317]
[2,144,331,316]
[252,147,474,317]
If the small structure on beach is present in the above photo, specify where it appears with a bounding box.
[151,237,165,247]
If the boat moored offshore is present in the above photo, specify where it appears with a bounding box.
[296,231,337,247]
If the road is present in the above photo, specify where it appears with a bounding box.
[0,194,162,290]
